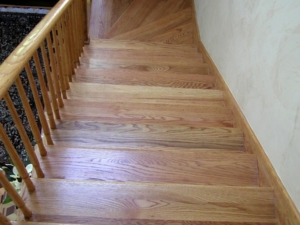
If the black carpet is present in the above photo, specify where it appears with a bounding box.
[0,12,46,164]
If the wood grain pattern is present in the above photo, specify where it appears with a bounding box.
[60,99,233,127]
[112,8,192,41]
[89,0,134,39]
[21,180,275,224]
[88,39,198,53]
[82,48,204,63]
[49,121,244,151]
[73,68,214,89]
[149,22,194,44]
[67,83,222,102]
[79,57,210,74]
[37,146,257,186]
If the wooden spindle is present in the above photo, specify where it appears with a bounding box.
[15,77,47,156]
[83,0,89,43]
[33,51,56,129]
[52,26,67,98]
[0,212,12,225]
[46,33,64,108]
[0,123,35,192]
[25,63,53,145]
[40,40,61,119]
[60,13,73,81]
[3,94,44,178]
[66,7,77,73]
[72,1,81,59]
[0,169,32,219]
[57,18,70,90]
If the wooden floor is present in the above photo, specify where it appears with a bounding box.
[18,0,277,224]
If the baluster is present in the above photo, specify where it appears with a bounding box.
[66,7,77,73]
[52,26,68,98]
[0,169,32,219]
[46,33,64,107]
[33,52,56,129]
[83,0,89,43]
[40,40,61,119]
[60,13,73,82]
[63,10,75,79]
[3,94,44,178]
[72,1,81,59]
[56,18,70,90]
[15,77,47,156]
[25,63,53,145]
[0,212,12,225]
[0,123,35,192]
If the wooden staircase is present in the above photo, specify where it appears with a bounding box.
[15,0,278,224]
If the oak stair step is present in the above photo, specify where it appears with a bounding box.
[67,83,221,102]
[104,0,191,39]
[111,8,192,42]
[60,99,233,127]
[49,121,244,151]
[73,68,215,89]
[36,146,258,186]
[79,57,210,74]
[89,39,198,53]
[20,180,276,224]
[82,48,204,63]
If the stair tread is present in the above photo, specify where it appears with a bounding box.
[89,39,198,53]
[49,121,244,151]
[67,83,222,101]
[20,180,275,224]
[79,57,210,74]
[60,99,233,127]
[37,146,257,186]
[112,8,192,41]
[149,21,194,45]
[82,48,204,63]
[104,0,191,39]
[73,68,214,89]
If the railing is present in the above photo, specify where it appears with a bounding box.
[0,0,88,221]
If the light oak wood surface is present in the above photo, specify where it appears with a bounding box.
[79,57,210,74]
[73,68,215,89]
[59,99,232,127]
[112,8,192,41]
[36,146,257,186]
[21,180,275,224]
[88,39,198,53]
[67,83,222,101]
[49,121,244,151]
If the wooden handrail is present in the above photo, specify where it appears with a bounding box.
[0,0,72,100]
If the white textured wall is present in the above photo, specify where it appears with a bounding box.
[194,0,300,210]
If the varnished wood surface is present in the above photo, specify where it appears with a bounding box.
[60,99,233,127]
[79,57,210,74]
[82,48,204,63]
[37,146,258,186]
[12,222,277,225]
[50,121,244,151]
[112,8,192,41]
[73,68,214,89]
[67,83,222,102]
[0,0,72,99]
[89,39,198,53]
[150,22,194,44]
[21,180,275,224]
[103,0,191,39]
[90,0,134,39]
